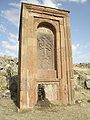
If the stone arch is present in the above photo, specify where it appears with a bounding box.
[37,22,57,70]
[37,22,56,35]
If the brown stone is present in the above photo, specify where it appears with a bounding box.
[18,3,73,110]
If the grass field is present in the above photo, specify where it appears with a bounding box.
[0,97,90,120]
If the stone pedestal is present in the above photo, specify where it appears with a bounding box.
[18,3,73,110]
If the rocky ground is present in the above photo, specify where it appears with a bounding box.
[0,56,18,101]
[73,63,90,103]
[0,56,90,120]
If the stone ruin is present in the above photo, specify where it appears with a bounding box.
[18,3,73,110]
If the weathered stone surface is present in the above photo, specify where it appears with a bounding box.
[85,80,90,89]
[18,3,73,109]
[44,84,58,102]
[37,27,54,69]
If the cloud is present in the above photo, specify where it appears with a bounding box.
[21,0,87,9]
[1,9,19,27]
[0,2,19,56]
[1,32,19,57]
[1,41,18,52]
[69,0,86,3]
[1,40,18,57]
[0,24,6,34]
[81,0,87,3]
[0,0,86,29]
[42,0,57,8]
[0,0,88,58]
[21,0,60,8]
[72,43,90,63]
[0,3,20,27]
[72,43,80,51]
[4,50,17,57]
[72,43,80,63]
[21,0,40,4]
[53,0,87,4]
[8,32,18,44]
[9,3,20,9]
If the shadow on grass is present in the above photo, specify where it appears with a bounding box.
[7,75,18,108]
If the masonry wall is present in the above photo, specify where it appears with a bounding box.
[18,3,73,110]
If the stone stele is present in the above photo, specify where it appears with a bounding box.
[18,2,73,110]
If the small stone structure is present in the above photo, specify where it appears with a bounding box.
[18,3,73,110]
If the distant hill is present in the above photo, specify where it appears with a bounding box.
[74,63,90,68]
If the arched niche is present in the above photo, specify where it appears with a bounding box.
[37,22,57,70]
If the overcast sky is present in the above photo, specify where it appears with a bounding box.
[0,0,90,63]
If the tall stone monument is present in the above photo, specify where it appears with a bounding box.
[18,2,73,110]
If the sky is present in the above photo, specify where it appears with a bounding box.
[0,0,90,63]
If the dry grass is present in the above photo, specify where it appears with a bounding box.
[0,97,90,120]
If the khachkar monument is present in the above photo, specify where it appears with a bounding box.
[18,2,73,110]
